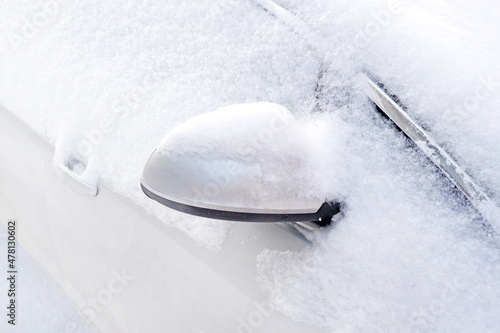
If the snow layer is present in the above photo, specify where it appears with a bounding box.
[158,102,324,206]
[1,0,500,332]
[253,1,500,331]
[0,0,321,249]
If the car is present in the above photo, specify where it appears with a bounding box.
[1,0,499,332]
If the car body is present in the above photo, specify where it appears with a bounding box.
[1,1,500,332]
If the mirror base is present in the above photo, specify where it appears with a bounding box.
[294,211,344,231]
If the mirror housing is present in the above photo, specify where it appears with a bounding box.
[141,103,342,228]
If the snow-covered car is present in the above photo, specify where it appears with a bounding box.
[1,0,500,332]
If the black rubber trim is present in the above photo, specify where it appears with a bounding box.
[141,183,341,223]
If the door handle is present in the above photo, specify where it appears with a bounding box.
[52,156,98,196]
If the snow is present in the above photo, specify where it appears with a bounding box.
[158,103,300,162]
[0,0,321,249]
[1,0,500,332]
[253,1,500,331]
[157,102,324,207]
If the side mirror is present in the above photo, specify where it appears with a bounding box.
[141,102,342,230]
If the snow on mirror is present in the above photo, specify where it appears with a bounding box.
[141,102,341,230]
